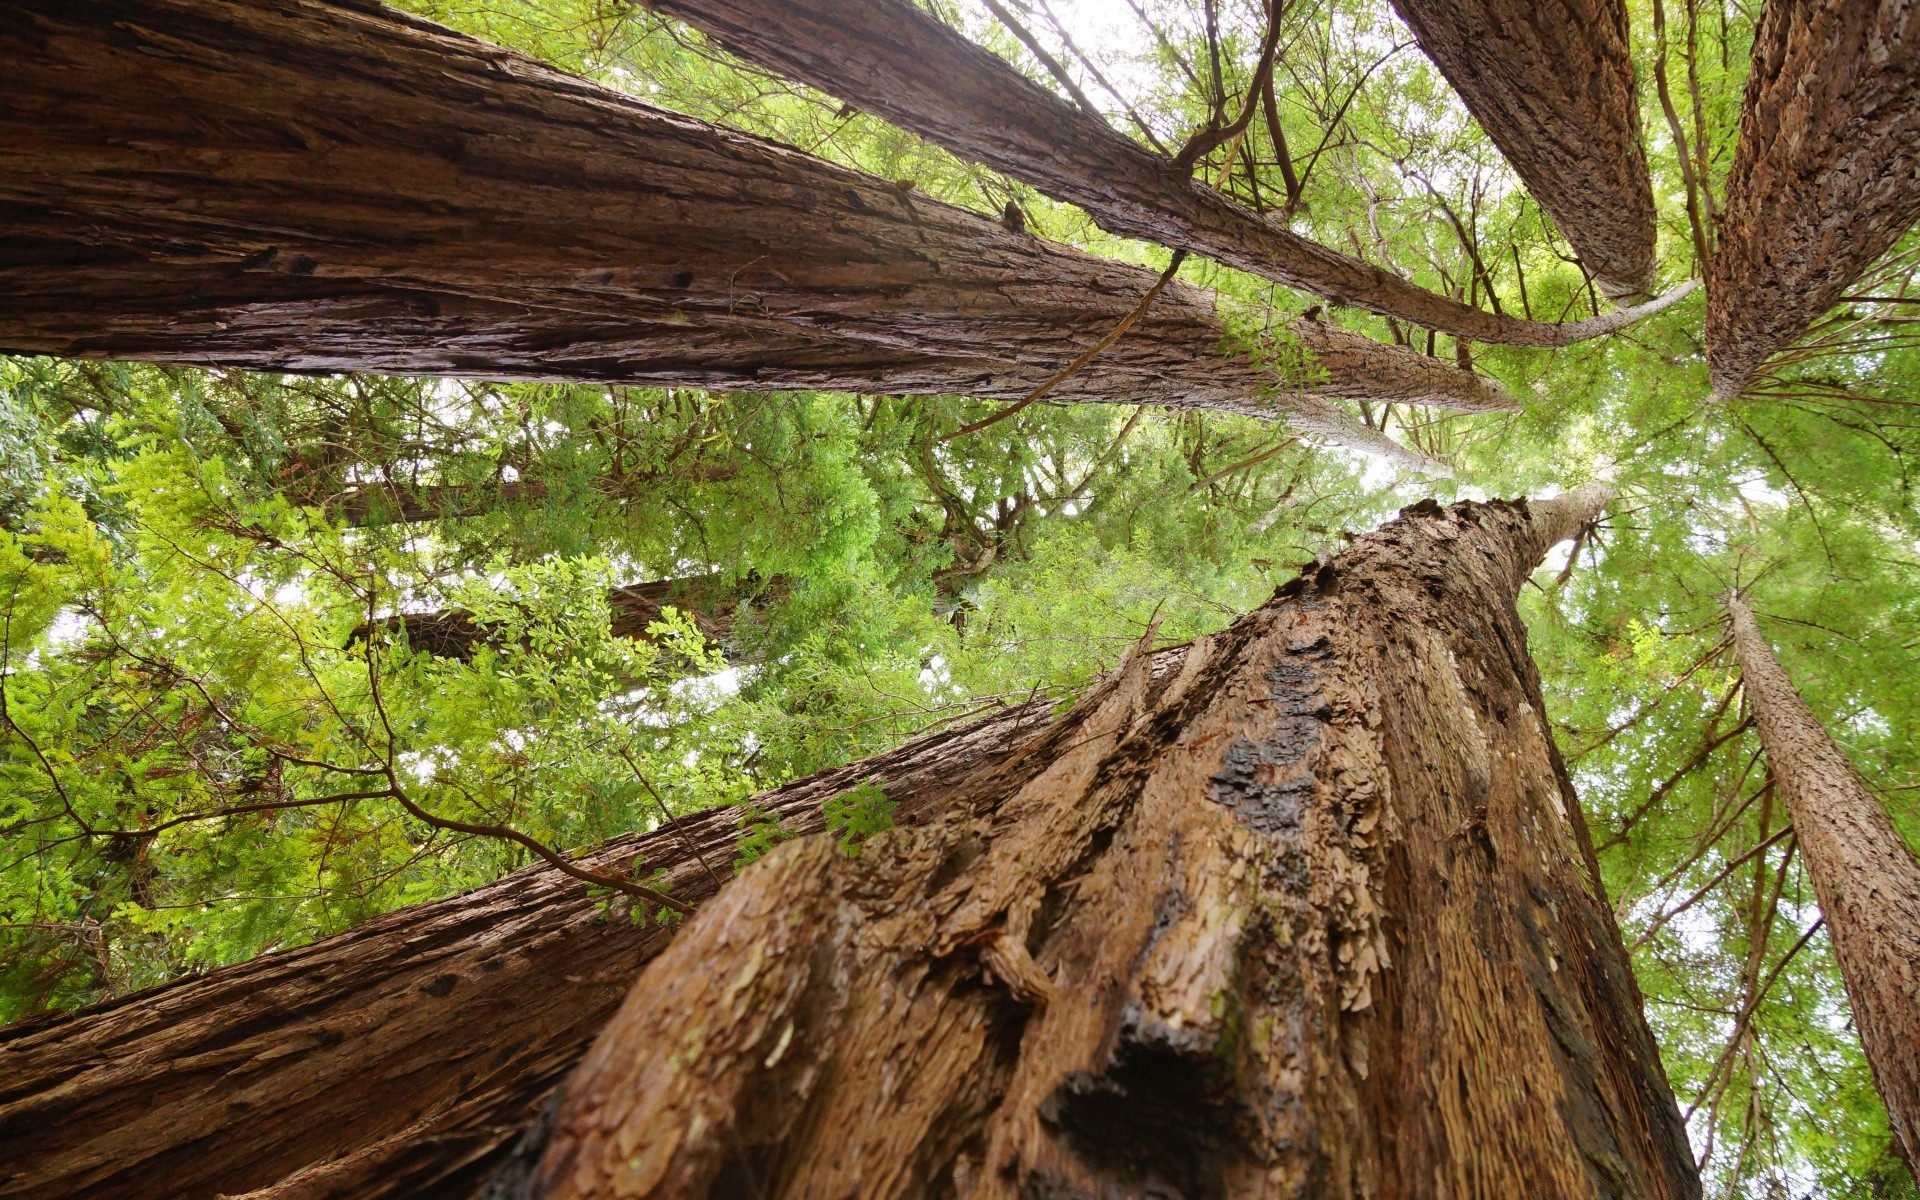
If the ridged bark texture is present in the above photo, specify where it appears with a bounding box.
[643,0,1693,345]
[0,697,1068,1200]
[1705,0,1920,398]
[0,0,1512,469]
[1728,596,1920,1169]
[1389,0,1659,300]
[534,492,1700,1200]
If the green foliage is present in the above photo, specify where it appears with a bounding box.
[732,804,793,871]
[822,782,895,858]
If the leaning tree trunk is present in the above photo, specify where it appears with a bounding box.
[639,0,1693,346]
[0,0,1507,468]
[0,695,1090,1200]
[1705,0,1920,399]
[1389,0,1659,300]
[532,492,1701,1199]
[1728,595,1920,1170]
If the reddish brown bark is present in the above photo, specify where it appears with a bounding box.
[1729,595,1920,1170]
[1389,0,1660,300]
[0,696,1074,1200]
[643,0,1693,344]
[1705,0,1920,398]
[534,491,1700,1199]
[0,0,1507,468]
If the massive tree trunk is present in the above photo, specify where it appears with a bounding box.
[532,492,1700,1199]
[1389,0,1659,300]
[1728,595,1920,1170]
[642,0,1693,345]
[1704,0,1920,399]
[0,0,1508,469]
[0,695,1077,1200]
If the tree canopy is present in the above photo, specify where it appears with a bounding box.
[2,0,1916,1195]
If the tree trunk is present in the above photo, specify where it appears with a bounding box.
[0,1,1506,469]
[1728,595,1920,1171]
[349,575,771,661]
[1704,0,1920,399]
[642,0,1694,345]
[532,492,1701,1200]
[1389,0,1660,300]
[0,695,1079,1200]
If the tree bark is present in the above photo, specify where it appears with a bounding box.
[1704,0,1920,399]
[0,0,1507,469]
[350,575,770,661]
[1389,0,1660,300]
[0,694,1081,1200]
[1728,595,1920,1171]
[642,0,1694,345]
[532,491,1701,1200]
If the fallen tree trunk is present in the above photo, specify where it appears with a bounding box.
[1705,0,1920,399]
[1729,595,1920,1172]
[0,0,1506,468]
[0,693,1083,1200]
[642,0,1693,344]
[533,492,1701,1199]
[1388,0,1659,300]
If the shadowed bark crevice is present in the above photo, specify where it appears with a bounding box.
[640,0,1692,345]
[531,491,1701,1200]
[1705,0,1920,398]
[0,0,1515,468]
[1389,0,1659,300]
[1729,595,1920,1171]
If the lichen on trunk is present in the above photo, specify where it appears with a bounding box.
[533,492,1700,1199]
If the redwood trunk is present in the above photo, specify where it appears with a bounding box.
[535,493,1700,1199]
[643,0,1693,344]
[1728,596,1920,1169]
[1389,0,1659,300]
[0,697,1076,1200]
[0,0,1505,467]
[1705,0,1920,399]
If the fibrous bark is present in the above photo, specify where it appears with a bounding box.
[534,492,1700,1200]
[0,695,1076,1200]
[1705,0,1920,399]
[642,0,1693,344]
[0,0,1507,469]
[1389,0,1660,300]
[1729,595,1920,1170]
[350,575,770,661]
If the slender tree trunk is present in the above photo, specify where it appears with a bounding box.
[0,696,1075,1200]
[1728,595,1920,1171]
[349,574,774,661]
[0,0,1506,468]
[1388,0,1660,300]
[532,492,1700,1200]
[1705,0,1920,399]
[642,0,1694,345]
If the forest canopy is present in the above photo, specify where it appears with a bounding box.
[2,0,1917,1196]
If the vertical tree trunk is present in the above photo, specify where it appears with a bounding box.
[533,492,1700,1199]
[639,0,1694,346]
[0,0,1504,467]
[1728,595,1920,1170]
[1389,0,1660,300]
[1705,0,1920,399]
[0,697,1069,1200]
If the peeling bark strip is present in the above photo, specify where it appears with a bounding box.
[1729,597,1920,1168]
[535,492,1700,1200]
[1389,0,1659,300]
[642,0,1693,345]
[1705,0,1920,399]
[0,1,1503,469]
[0,697,1081,1200]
